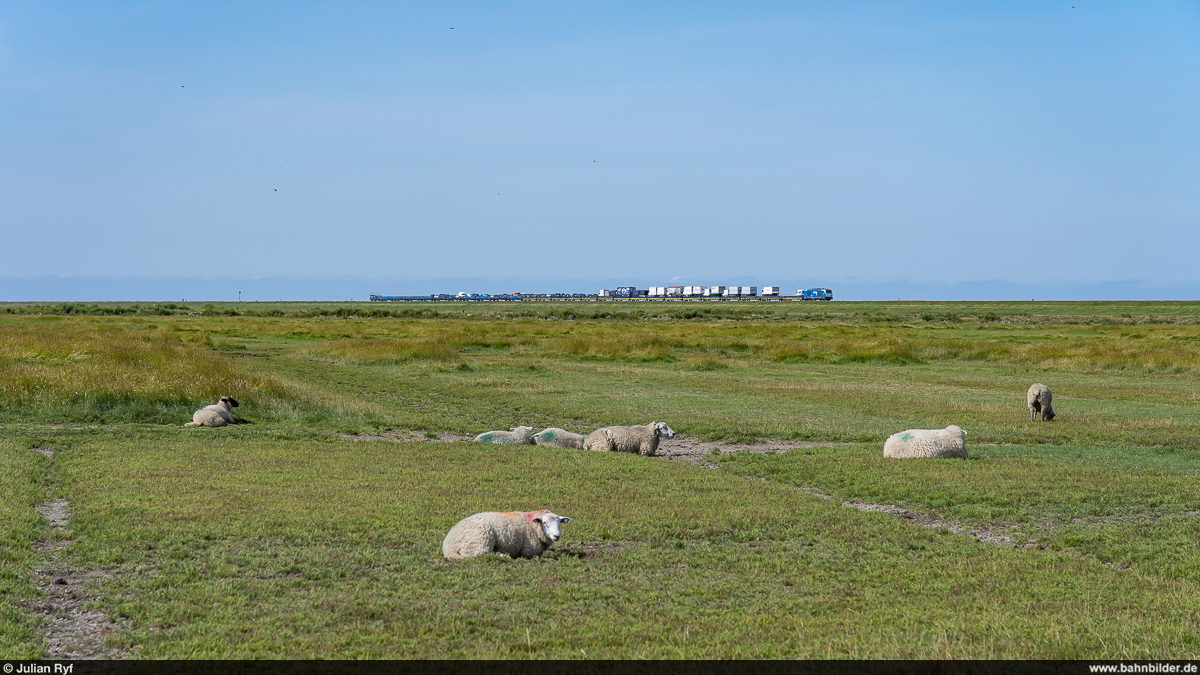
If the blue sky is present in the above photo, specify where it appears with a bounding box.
[2,2,1198,300]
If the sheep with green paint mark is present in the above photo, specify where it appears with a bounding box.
[532,427,587,449]
[883,425,967,459]
[473,426,534,445]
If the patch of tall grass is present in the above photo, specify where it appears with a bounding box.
[0,323,290,423]
[283,319,1200,374]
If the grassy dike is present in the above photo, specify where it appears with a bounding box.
[2,302,1200,657]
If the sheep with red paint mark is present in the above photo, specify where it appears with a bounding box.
[442,510,572,561]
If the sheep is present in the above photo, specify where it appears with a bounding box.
[1027,383,1055,421]
[184,396,239,427]
[532,427,587,449]
[442,510,572,561]
[582,422,675,456]
[883,425,967,459]
[473,426,534,445]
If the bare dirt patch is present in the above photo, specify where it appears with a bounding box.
[655,437,849,467]
[28,567,128,659]
[35,499,71,533]
[28,498,130,659]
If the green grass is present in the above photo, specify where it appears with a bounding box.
[41,431,1200,658]
[0,439,49,658]
[3,303,1200,658]
[717,443,1200,576]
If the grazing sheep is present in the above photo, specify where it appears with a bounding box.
[883,425,967,459]
[473,426,534,445]
[184,396,239,427]
[582,422,675,456]
[442,510,572,561]
[1027,383,1055,421]
[532,427,587,449]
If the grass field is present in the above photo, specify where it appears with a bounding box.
[2,301,1200,658]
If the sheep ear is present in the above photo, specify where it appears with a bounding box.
[560,516,571,524]
[532,516,542,524]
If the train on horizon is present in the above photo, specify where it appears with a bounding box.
[369,286,832,302]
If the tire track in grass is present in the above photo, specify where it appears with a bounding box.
[792,486,1038,549]
[653,438,1046,551]
[27,447,130,660]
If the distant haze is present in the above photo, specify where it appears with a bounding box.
[3,276,1199,303]
[2,2,1197,300]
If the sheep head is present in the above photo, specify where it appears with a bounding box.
[653,422,676,439]
[529,510,571,545]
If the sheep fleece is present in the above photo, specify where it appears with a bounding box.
[186,408,232,427]
[184,399,236,427]
[583,423,664,456]
[473,427,534,444]
[1027,383,1055,421]
[532,428,587,449]
[883,425,968,459]
[442,510,561,561]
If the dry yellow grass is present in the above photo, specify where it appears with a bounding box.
[296,320,1200,374]
[0,321,285,412]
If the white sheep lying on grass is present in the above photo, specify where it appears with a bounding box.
[1027,383,1055,421]
[184,396,239,427]
[442,510,572,561]
[583,422,675,456]
[883,425,967,459]
[473,426,534,445]
[532,427,587,449]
